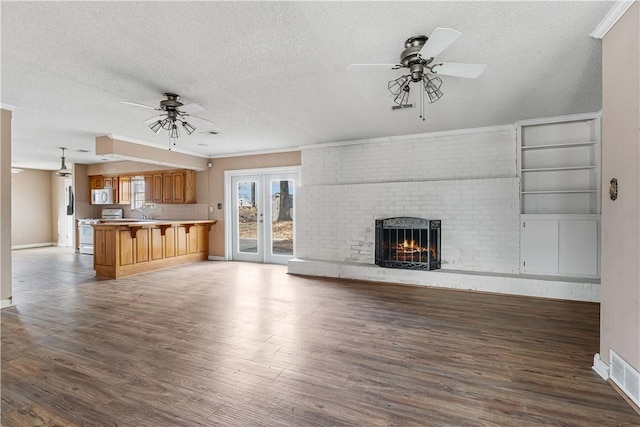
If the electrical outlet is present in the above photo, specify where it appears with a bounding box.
[209,206,214,213]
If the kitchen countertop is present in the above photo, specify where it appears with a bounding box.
[95,219,217,226]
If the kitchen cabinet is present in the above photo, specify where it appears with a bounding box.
[152,174,163,203]
[161,170,195,204]
[89,176,104,190]
[94,228,115,267]
[119,176,131,204]
[88,169,196,205]
[144,175,153,202]
[93,220,216,279]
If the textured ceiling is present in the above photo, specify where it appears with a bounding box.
[2,1,612,170]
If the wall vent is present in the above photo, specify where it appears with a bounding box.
[610,350,640,407]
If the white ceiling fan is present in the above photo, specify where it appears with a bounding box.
[349,28,486,121]
[121,93,217,140]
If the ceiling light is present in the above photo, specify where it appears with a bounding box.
[182,121,196,135]
[56,147,72,177]
[169,123,179,139]
[10,168,23,175]
[149,120,163,133]
[389,71,444,122]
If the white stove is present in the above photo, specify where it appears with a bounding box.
[78,209,123,254]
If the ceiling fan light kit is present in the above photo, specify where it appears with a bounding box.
[351,27,486,122]
[122,92,216,150]
[56,147,72,177]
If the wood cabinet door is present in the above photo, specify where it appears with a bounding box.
[173,172,185,203]
[164,226,176,258]
[135,228,150,263]
[150,228,164,260]
[103,177,113,188]
[197,224,209,253]
[89,176,104,190]
[163,174,174,203]
[119,230,134,266]
[144,175,153,202]
[152,174,163,203]
[94,228,115,267]
[119,177,131,204]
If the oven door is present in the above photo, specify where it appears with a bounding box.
[78,225,94,254]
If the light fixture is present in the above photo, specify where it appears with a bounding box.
[388,68,444,121]
[149,120,163,133]
[182,121,196,135]
[146,98,197,142]
[56,147,72,177]
[169,123,179,139]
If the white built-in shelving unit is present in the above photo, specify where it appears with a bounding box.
[518,113,601,214]
[517,113,601,278]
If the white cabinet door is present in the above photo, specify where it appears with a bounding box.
[521,220,559,274]
[559,220,598,277]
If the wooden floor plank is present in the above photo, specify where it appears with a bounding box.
[2,247,638,426]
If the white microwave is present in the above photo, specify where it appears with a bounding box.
[91,189,114,205]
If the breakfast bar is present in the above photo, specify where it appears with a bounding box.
[93,220,216,279]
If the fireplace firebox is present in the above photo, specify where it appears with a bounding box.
[375,217,441,270]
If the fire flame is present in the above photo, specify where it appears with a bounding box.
[398,240,437,258]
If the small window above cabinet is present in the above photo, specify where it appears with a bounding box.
[518,114,601,214]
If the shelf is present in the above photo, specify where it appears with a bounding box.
[521,165,597,172]
[521,141,597,151]
[521,190,598,194]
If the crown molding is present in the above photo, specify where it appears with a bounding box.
[590,1,635,39]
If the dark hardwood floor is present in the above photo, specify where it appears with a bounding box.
[2,247,638,426]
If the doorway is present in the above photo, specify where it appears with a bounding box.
[227,168,297,264]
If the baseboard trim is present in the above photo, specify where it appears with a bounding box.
[593,353,610,380]
[287,259,600,302]
[1,298,15,309]
[12,242,55,250]
[208,256,226,261]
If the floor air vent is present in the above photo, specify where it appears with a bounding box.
[610,350,640,407]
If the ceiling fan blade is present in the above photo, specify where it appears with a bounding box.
[121,100,157,110]
[180,103,205,114]
[182,114,215,127]
[431,62,487,79]
[347,64,401,69]
[143,114,166,124]
[419,28,461,58]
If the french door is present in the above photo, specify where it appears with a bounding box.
[230,170,296,264]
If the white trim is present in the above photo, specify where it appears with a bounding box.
[208,146,300,159]
[0,103,18,111]
[593,353,610,380]
[590,1,635,39]
[208,256,226,261]
[516,111,602,127]
[224,166,301,262]
[299,124,515,151]
[1,298,14,309]
[11,242,55,250]
[287,259,601,302]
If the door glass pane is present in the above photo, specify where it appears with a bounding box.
[237,181,258,253]
[270,180,293,255]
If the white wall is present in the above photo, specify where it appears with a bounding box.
[295,127,521,274]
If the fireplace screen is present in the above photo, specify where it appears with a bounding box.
[375,217,441,270]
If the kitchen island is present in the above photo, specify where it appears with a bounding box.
[93,220,216,279]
